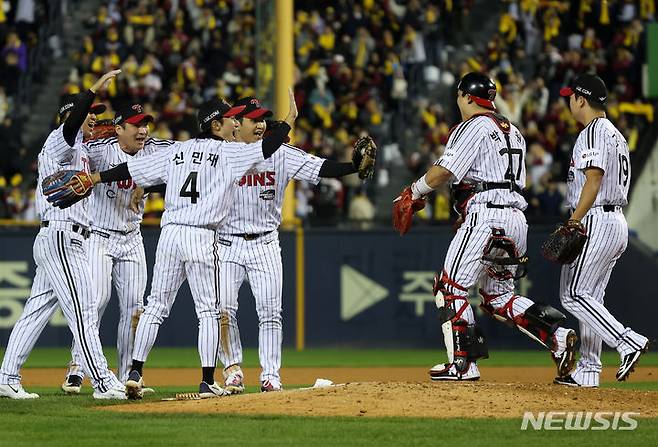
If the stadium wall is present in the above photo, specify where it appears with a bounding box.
[0,227,655,349]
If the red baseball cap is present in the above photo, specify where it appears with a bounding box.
[197,99,246,131]
[58,94,107,119]
[560,74,607,105]
[234,97,273,119]
[113,104,154,125]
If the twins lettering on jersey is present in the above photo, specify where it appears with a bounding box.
[238,171,276,187]
[104,179,136,190]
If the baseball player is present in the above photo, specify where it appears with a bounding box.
[55,90,298,399]
[394,72,578,381]
[61,104,176,394]
[553,74,648,387]
[0,70,128,400]
[216,97,368,393]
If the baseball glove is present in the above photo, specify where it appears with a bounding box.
[392,186,426,235]
[85,119,116,142]
[352,136,377,180]
[541,219,588,264]
[42,170,95,209]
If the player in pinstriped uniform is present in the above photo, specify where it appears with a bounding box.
[61,104,177,394]
[0,70,128,400]
[554,75,648,388]
[401,72,577,381]
[81,90,298,399]
[215,97,363,393]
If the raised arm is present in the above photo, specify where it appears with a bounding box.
[62,70,121,147]
[262,88,297,159]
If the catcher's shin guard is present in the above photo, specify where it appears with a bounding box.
[434,272,488,373]
[480,291,566,350]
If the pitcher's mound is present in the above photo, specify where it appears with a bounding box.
[106,381,658,419]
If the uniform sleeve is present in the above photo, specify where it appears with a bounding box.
[41,125,79,164]
[223,141,265,178]
[143,137,178,155]
[84,140,109,171]
[435,117,487,182]
[284,144,324,184]
[127,146,172,187]
[574,120,608,172]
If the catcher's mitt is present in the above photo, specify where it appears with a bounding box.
[352,136,377,180]
[85,119,116,142]
[392,186,426,235]
[541,219,588,264]
[42,170,95,209]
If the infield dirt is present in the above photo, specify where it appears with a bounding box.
[21,366,656,419]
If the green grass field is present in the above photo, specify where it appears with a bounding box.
[0,348,656,446]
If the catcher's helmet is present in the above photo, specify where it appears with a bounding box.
[457,72,496,110]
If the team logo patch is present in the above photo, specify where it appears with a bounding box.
[132,104,143,113]
[259,189,275,201]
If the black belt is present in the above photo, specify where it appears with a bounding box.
[230,231,273,241]
[41,221,91,239]
[486,203,514,209]
[92,228,136,238]
[480,181,522,194]
[569,205,619,213]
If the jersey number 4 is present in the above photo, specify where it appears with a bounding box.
[180,171,200,204]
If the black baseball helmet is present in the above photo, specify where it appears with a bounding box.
[457,72,497,110]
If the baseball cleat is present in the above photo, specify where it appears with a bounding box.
[553,375,580,387]
[61,374,83,395]
[429,362,480,381]
[260,379,282,392]
[125,370,144,400]
[93,386,127,400]
[552,329,578,377]
[224,369,245,395]
[616,343,649,382]
[199,381,229,398]
[0,383,39,399]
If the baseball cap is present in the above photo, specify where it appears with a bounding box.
[197,98,246,131]
[560,74,607,105]
[113,104,154,126]
[234,97,273,120]
[58,94,107,120]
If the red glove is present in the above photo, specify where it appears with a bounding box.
[392,187,426,235]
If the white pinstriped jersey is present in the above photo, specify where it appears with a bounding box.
[566,117,630,209]
[85,137,177,232]
[36,125,90,226]
[127,138,267,228]
[221,144,324,233]
[436,115,527,209]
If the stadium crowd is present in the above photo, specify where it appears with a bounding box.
[0,0,656,226]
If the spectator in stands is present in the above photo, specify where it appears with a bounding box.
[2,31,27,71]
[3,0,654,225]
